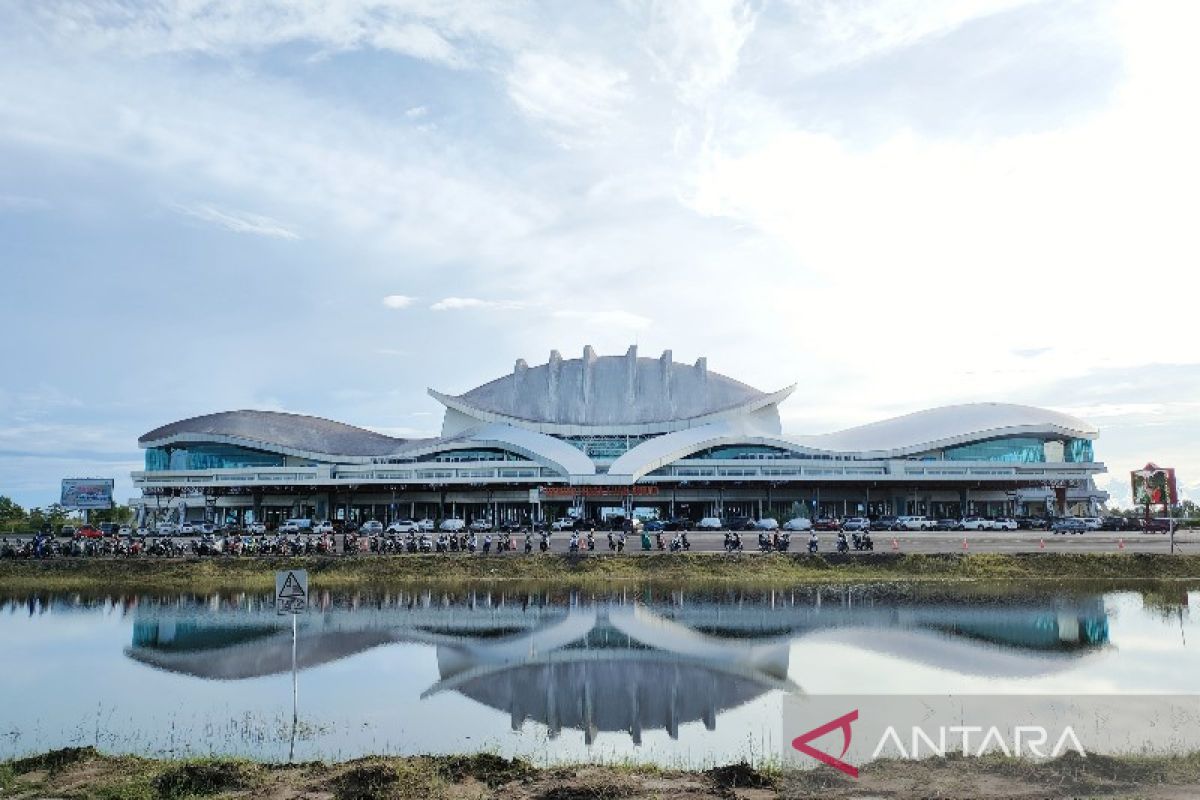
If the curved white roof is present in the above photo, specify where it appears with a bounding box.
[793,403,1097,457]
[138,410,409,463]
[398,423,596,477]
[430,346,794,435]
[608,402,1098,481]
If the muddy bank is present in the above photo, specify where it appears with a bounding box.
[2,552,1200,593]
[4,747,1200,799]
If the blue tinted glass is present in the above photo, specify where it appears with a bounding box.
[943,437,1046,462]
[1064,438,1094,462]
[143,444,286,471]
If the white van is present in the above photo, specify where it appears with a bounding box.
[895,516,934,531]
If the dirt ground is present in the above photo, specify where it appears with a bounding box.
[5,748,1200,800]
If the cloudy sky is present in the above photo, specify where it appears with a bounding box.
[1,0,1197,510]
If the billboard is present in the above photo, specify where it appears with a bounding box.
[61,478,115,510]
[1131,463,1178,507]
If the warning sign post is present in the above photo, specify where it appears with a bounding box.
[276,569,308,615]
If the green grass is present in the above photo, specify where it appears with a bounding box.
[3,552,1200,594]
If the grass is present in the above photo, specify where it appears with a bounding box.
[3,552,1200,593]
[5,749,1200,799]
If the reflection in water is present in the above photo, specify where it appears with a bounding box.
[110,587,1109,744]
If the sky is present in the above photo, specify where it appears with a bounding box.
[0,0,1197,510]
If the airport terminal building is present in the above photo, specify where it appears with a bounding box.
[131,347,1107,528]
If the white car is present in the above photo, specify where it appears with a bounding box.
[198,522,216,535]
[314,521,335,535]
[895,516,934,531]
[386,520,417,534]
[1079,517,1103,531]
[440,518,466,532]
[179,522,198,535]
[416,518,436,532]
[697,517,724,530]
[118,526,133,537]
[992,517,1018,531]
[783,517,813,532]
[840,517,871,532]
[359,520,384,535]
[958,516,994,531]
[551,518,577,531]
[469,519,492,532]
[156,522,178,536]
[246,522,267,535]
[755,518,780,531]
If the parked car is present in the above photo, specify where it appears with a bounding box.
[725,516,758,531]
[314,520,335,535]
[198,522,216,535]
[696,517,723,530]
[1078,517,1103,531]
[755,518,781,531]
[840,517,871,532]
[783,517,814,531]
[154,522,178,536]
[1141,518,1173,533]
[75,525,103,539]
[386,519,417,534]
[98,522,119,536]
[661,518,691,531]
[870,516,899,532]
[118,526,133,537]
[643,519,665,532]
[958,516,993,531]
[416,519,436,532]
[360,520,384,535]
[813,517,841,531]
[895,516,934,531]
[992,517,1018,531]
[179,522,198,535]
[1051,518,1088,534]
[246,522,267,535]
[933,518,960,531]
[551,517,577,531]
[468,519,492,532]
[439,518,466,532]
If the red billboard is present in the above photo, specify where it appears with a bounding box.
[1131,463,1178,507]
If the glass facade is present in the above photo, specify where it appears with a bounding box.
[429,448,523,463]
[144,444,286,471]
[942,437,1046,463]
[561,435,655,459]
[688,444,804,460]
[1064,438,1094,463]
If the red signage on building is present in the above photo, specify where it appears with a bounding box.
[539,486,659,498]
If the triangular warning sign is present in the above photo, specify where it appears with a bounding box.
[278,572,306,599]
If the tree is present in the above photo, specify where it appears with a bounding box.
[0,496,25,531]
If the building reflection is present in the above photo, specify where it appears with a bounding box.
[120,590,1110,743]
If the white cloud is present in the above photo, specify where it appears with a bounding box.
[405,105,429,118]
[506,51,630,143]
[552,309,653,330]
[430,297,524,311]
[635,0,758,103]
[171,202,300,239]
[381,294,416,309]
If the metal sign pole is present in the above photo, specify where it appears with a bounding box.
[289,612,298,762]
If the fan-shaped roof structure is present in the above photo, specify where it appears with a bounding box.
[139,410,408,462]
[430,346,794,435]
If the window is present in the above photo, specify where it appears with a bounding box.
[942,437,1046,463]
[144,444,286,471]
[1064,439,1094,462]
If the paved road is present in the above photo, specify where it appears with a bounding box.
[5,529,1195,556]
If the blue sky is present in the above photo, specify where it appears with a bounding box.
[1,0,1197,509]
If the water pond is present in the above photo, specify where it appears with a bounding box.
[1,583,1197,765]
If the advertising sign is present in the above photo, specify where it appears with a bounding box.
[60,478,115,510]
[1131,463,1178,507]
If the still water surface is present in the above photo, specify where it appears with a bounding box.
[1,584,1197,764]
